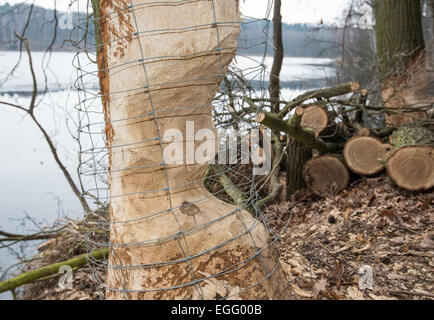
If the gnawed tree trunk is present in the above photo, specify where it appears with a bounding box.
[303,155,350,198]
[96,0,288,300]
[386,126,434,191]
[343,136,392,175]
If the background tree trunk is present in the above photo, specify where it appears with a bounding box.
[374,0,425,78]
[270,0,311,196]
[374,0,430,126]
[264,0,284,206]
[269,0,283,114]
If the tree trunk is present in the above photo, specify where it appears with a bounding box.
[263,0,285,206]
[269,0,283,114]
[96,0,288,300]
[374,0,431,126]
[374,0,425,77]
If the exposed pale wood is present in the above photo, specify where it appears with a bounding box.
[301,105,328,137]
[374,1,430,126]
[98,0,288,300]
[303,155,350,197]
[344,136,392,175]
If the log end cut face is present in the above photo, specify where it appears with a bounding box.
[344,136,391,175]
[300,105,328,136]
[303,155,350,197]
[386,146,434,191]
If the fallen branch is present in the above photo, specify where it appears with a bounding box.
[278,82,360,118]
[0,247,108,293]
[0,228,65,243]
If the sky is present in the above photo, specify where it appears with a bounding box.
[0,0,353,25]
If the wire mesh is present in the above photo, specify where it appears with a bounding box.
[71,0,291,299]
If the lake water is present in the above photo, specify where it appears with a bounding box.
[0,51,336,299]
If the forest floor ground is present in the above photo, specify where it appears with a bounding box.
[18,174,433,300]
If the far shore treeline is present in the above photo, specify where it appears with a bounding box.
[0,2,373,58]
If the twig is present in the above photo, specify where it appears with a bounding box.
[0,247,109,293]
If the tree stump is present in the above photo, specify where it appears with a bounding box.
[303,155,350,197]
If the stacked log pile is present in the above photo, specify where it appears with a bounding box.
[255,82,433,197]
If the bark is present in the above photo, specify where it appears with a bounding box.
[269,0,283,113]
[374,0,431,126]
[374,0,425,78]
[264,0,285,206]
[389,125,434,150]
[96,0,288,300]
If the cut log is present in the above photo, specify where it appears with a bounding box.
[256,107,342,153]
[386,146,434,191]
[386,126,434,191]
[343,136,392,175]
[303,155,350,197]
[300,105,328,137]
[96,0,288,300]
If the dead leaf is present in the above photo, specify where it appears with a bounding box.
[346,286,365,300]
